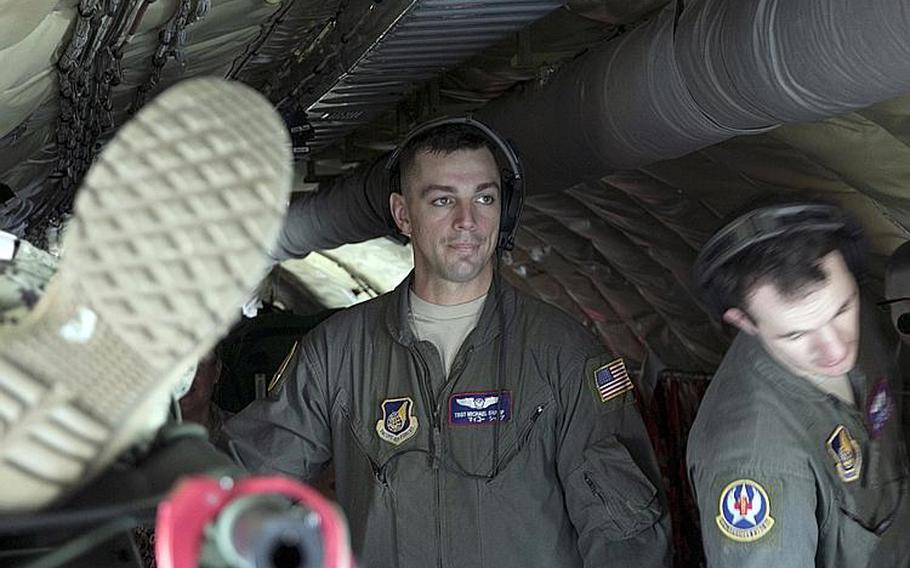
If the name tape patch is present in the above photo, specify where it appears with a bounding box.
[449,391,511,426]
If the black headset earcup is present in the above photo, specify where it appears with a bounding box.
[497,139,525,251]
[498,182,515,251]
[897,313,910,335]
[694,202,865,321]
[497,177,520,251]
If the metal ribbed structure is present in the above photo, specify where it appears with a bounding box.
[303,0,564,151]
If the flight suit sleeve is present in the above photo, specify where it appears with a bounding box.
[270,193,313,261]
[270,161,391,261]
[221,338,333,481]
[688,461,817,568]
[558,351,672,568]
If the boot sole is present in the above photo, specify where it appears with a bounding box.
[0,78,291,510]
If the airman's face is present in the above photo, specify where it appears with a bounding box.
[729,252,860,380]
[390,147,500,300]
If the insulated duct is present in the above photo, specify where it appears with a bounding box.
[478,0,910,194]
[280,0,910,255]
[273,158,391,260]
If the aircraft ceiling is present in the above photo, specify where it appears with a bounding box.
[2,0,909,372]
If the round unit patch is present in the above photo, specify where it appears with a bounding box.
[715,479,775,542]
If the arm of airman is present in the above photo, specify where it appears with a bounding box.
[688,462,818,568]
[561,353,672,567]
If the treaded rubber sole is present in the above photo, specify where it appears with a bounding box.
[0,78,291,510]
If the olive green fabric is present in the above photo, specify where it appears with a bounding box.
[688,304,910,567]
[225,273,672,568]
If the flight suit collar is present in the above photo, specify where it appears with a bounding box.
[749,297,898,431]
[747,333,831,402]
[383,270,516,348]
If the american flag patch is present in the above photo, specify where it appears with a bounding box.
[593,358,634,403]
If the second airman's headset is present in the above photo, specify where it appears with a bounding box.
[384,115,525,251]
[882,241,910,335]
[694,201,866,320]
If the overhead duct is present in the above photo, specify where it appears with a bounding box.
[278,0,910,255]
[274,159,392,260]
[478,0,910,194]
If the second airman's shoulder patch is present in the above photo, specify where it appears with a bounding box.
[716,479,775,542]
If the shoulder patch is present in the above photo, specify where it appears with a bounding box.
[716,479,775,542]
[376,397,418,445]
[591,357,634,404]
[826,425,862,483]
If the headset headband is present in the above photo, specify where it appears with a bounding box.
[695,203,860,290]
[384,115,525,251]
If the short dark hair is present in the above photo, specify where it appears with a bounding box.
[397,123,495,194]
[711,229,845,313]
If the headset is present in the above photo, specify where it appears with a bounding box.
[898,312,910,335]
[384,115,525,251]
[694,201,866,320]
[877,297,910,334]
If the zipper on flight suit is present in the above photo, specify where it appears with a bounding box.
[411,345,444,568]
[420,342,479,568]
[410,346,440,456]
[489,402,548,475]
[445,346,474,391]
[584,472,607,505]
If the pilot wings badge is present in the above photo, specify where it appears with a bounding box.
[376,397,418,445]
[716,479,775,542]
[457,396,499,410]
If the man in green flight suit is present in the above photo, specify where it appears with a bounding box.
[688,201,910,567]
[224,117,672,567]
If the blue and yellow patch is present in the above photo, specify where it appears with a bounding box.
[716,479,775,542]
[376,397,418,446]
[826,425,862,483]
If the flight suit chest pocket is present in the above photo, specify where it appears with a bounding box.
[336,395,424,476]
[830,514,879,567]
[825,479,899,565]
[565,436,660,540]
[822,433,902,532]
[481,397,553,480]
